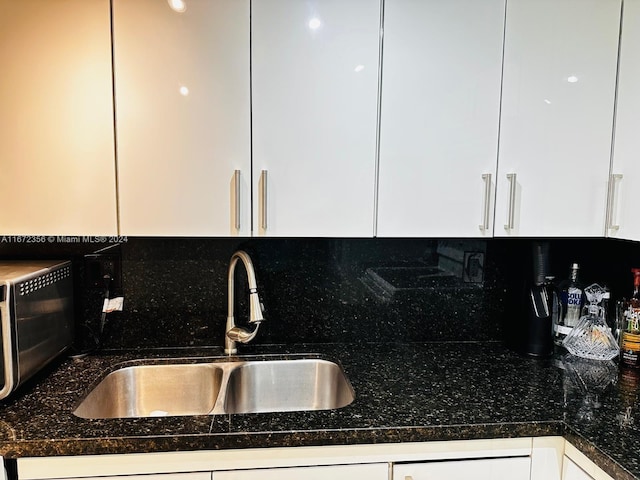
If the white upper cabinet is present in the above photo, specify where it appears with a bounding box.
[496,0,621,237]
[0,0,117,235]
[113,0,251,236]
[377,0,505,238]
[608,0,640,241]
[251,0,381,237]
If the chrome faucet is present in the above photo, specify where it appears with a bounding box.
[224,250,265,354]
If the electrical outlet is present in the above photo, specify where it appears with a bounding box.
[463,252,484,283]
[85,253,122,293]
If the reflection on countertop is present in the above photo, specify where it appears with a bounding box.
[558,355,640,480]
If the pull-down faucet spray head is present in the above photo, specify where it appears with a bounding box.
[248,289,265,324]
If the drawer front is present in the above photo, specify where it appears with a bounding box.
[393,457,531,480]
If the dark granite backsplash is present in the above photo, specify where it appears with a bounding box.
[105,237,499,349]
[1,237,640,352]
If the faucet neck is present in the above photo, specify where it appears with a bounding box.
[227,251,259,320]
[225,251,263,354]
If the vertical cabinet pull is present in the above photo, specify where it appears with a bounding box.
[234,170,241,231]
[607,173,623,231]
[260,170,268,230]
[504,173,517,231]
[479,173,492,231]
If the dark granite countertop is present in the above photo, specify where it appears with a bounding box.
[0,342,637,479]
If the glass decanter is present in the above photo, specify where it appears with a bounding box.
[562,284,619,361]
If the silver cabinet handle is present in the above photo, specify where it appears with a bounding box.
[259,170,267,230]
[607,173,623,231]
[479,173,492,231]
[504,173,516,230]
[234,170,241,231]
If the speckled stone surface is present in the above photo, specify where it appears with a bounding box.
[95,238,501,350]
[4,236,640,353]
[4,235,640,478]
[560,360,640,480]
[0,342,635,478]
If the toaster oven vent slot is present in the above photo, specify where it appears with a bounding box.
[19,265,71,296]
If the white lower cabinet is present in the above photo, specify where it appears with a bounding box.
[17,437,616,480]
[563,458,596,480]
[562,456,616,480]
[40,472,390,480]
[61,476,208,480]
[213,463,387,480]
[393,457,530,480]
[16,439,531,480]
[562,443,615,480]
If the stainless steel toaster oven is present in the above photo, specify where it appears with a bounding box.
[0,260,74,400]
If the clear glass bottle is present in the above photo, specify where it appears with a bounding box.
[620,269,640,368]
[562,283,619,361]
[555,263,583,345]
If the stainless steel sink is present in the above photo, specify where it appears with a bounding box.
[73,358,354,419]
[223,359,354,414]
[73,363,224,419]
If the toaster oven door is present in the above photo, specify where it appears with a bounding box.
[0,283,15,398]
[0,264,74,399]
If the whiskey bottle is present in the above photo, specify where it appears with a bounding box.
[620,269,640,368]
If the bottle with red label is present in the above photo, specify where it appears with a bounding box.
[620,268,640,368]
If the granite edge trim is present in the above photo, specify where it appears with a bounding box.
[0,417,630,480]
[563,426,637,480]
[0,421,563,459]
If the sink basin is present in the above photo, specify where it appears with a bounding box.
[224,359,354,414]
[73,357,354,419]
[73,363,224,419]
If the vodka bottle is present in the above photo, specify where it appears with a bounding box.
[563,263,583,328]
[554,263,583,346]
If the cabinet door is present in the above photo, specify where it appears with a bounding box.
[214,463,387,480]
[393,457,531,480]
[608,0,640,240]
[0,0,117,235]
[377,0,504,238]
[496,0,620,237]
[562,457,594,480]
[62,475,210,480]
[252,0,380,237]
[114,0,251,236]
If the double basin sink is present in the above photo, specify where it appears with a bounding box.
[74,356,354,419]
